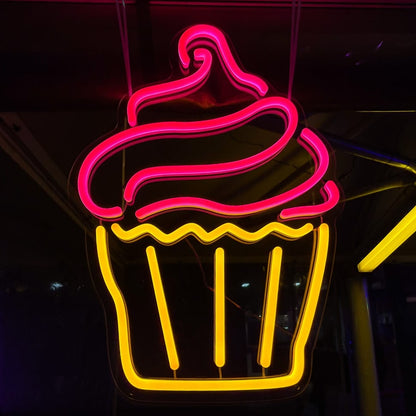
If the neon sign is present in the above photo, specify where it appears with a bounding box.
[358,204,416,272]
[76,24,340,401]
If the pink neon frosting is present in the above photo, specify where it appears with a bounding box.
[77,24,339,222]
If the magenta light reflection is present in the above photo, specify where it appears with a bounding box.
[123,98,297,204]
[133,128,335,221]
[178,24,268,97]
[77,24,339,222]
[127,49,213,127]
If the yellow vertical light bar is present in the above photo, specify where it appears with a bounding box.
[214,247,226,369]
[96,226,136,383]
[257,246,283,369]
[289,223,328,381]
[358,205,416,272]
[146,245,180,371]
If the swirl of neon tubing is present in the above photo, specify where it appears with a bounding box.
[78,97,297,220]
[280,181,340,220]
[124,98,295,203]
[127,48,212,127]
[128,25,268,127]
[134,128,337,221]
[178,24,268,97]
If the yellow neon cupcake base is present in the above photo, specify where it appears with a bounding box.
[95,221,329,392]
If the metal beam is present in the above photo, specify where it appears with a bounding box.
[0,112,96,237]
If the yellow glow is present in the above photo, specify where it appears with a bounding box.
[96,222,329,391]
[358,205,416,272]
[258,246,282,368]
[111,221,313,245]
[288,223,329,383]
[96,226,137,385]
[214,247,226,368]
[146,246,180,371]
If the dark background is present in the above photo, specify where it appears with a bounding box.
[1,1,416,415]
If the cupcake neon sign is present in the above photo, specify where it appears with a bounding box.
[76,24,340,399]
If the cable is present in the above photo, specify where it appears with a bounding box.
[288,0,302,101]
[115,0,133,98]
[184,238,294,336]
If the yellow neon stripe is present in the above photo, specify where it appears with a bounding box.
[214,248,226,368]
[96,226,138,385]
[111,221,313,245]
[288,223,329,382]
[97,222,329,391]
[358,205,416,272]
[146,246,180,371]
[258,246,282,368]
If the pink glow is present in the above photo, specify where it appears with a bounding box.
[133,128,337,221]
[279,181,340,220]
[124,98,296,203]
[127,49,212,127]
[77,24,339,222]
[178,25,268,97]
[78,97,297,220]
[149,0,416,8]
[127,24,268,127]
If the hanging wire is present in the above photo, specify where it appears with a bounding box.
[115,0,133,98]
[97,0,131,383]
[288,0,302,100]
[115,0,133,207]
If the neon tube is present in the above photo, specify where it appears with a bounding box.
[214,247,226,369]
[111,221,314,244]
[95,226,136,384]
[84,23,339,396]
[78,97,297,220]
[127,48,212,127]
[258,246,282,368]
[279,181,339,220]
[124,98,296,204]
[96,222,329,391]
[146,246,180,371]
[133,128,337,221]
[127,24,269,127]
[78,24,339,222]
[357,205,416,272]
[178,24,268,97]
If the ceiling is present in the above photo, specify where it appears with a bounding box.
[1,0,416,268]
